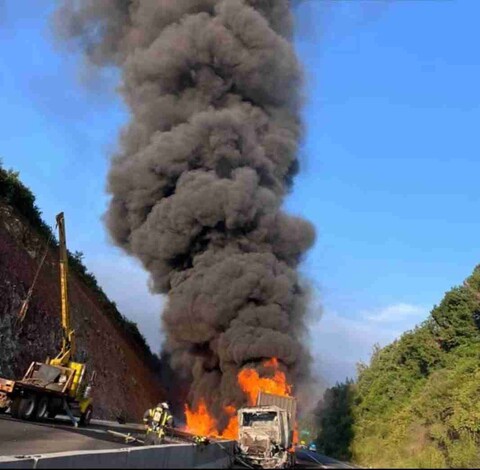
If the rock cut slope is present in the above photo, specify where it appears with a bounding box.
[0,168,165,421]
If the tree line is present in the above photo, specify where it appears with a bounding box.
[314,266,480,468]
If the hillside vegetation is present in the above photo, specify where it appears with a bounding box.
[0,161,160,369]
[315,267,480,468]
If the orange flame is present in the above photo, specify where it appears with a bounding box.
[221,406,239,439]
[184,357,293,440]
[184,399,218,437]
[238,357,291,405]
[184,401,238,439]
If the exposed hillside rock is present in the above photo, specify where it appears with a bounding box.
[0,202,165,420]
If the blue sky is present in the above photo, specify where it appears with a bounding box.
[1,1,479,385]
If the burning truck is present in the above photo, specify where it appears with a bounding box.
[184,358,298,468]
[237,392,297,469]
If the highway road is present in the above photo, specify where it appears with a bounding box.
[0,415,143,456]
[231,448,357,469]
[0,415,356,469]
[295,449,357,469]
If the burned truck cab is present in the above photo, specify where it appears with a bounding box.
[238,405,295,469]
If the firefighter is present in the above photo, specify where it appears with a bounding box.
[193,435,210,446]
[143,402,173,445]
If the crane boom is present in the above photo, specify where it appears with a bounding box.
[50,212,75,366]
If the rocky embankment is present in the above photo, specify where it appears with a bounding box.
[0,202,165,420]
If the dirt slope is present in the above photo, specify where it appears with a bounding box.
[0,202,165,420]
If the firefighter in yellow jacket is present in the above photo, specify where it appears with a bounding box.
[143,402,173,445]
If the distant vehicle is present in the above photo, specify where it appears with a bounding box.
[0,213,94,426]
[308,442,317,452]
[237,392,297,469]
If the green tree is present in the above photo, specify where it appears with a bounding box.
[315,380,355,460]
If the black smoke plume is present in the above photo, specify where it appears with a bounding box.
[54,0,315,425]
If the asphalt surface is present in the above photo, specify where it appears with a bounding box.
[232,448,356,469]
[0,415,143,456]
[295,449,357,469]
[0,415,356,469]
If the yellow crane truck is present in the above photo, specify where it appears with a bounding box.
[0,213,94,426]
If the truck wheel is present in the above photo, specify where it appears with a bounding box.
[10,397,21,419]
[18,394,37,421]
[79,405,93,426]
[35,396,49,421]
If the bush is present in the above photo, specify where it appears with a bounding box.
[0,162,55,240]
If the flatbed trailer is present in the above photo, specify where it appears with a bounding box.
[0,361,93,425]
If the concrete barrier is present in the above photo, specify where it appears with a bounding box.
[35,448,129,469]
[0,456,37,469]
[0,441,234,469]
